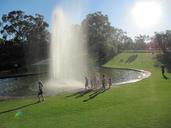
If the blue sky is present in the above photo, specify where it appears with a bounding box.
[0,0,171,38]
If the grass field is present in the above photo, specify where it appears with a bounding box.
[0,53,171,128]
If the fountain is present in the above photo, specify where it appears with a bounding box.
[47,8,88,93]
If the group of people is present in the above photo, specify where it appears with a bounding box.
[36,75,113,102]
[85,74,112,90]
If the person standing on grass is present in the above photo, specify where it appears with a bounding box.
[90,76,94,89]
[161,65,165,76]
[161,65,168,79]
[37,80,44,102]
[102,74,106,90]
[108,77,112,88]
[85,77,89,89]
[93,76,97,89]
[96,76,100,89]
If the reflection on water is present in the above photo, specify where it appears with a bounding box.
[0,67,143,96]
[0,74,47,96]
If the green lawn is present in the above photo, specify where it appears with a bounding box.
[1,53,171,128]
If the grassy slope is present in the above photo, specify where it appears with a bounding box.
[1,53,171,128]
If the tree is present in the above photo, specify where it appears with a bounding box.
[0,10,49,43]
[81,11,128,65]
[0,38,4,44]
[154,32,167,53]
[0,10,49,70]
[153,30,171,71]
[134,35,149,50]
[154,30,171,53]
[165,30,171,50]
[122,37,134,50]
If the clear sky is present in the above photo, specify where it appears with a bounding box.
[0,0,171,38]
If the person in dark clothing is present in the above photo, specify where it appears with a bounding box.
[37,80,44,102]
[161,65,165,75]
[161,65,168,79]
[102,75,106,90]
[108,77,112,88]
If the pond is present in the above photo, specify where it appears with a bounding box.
[95,67,145,84]
[0,67,149,97]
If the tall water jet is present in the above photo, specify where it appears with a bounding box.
[48,8,87,93]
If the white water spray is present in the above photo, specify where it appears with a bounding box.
[47,8,87,93]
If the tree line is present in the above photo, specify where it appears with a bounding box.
[81,11,171,65]
[0,10,171,71]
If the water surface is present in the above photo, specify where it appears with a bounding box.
[0,67,144,96]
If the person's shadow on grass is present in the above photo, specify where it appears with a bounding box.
[162,74,169,80]
[83,88,109,102]
[0,101,39,115]
[66,89,92,98]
